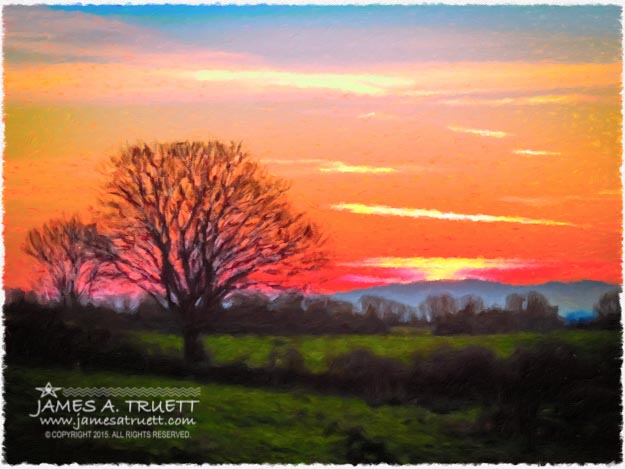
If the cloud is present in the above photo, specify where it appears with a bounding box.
[261,159,397,174]
[5,6,170,64]
[356,111,399,120]
[191,69,414,96]
[339,273,426,284]
[7,8,619,106]
[4,6,253,67]
[261,158,328,166]
[513,149,561,156]
[330,202,574,227]
[448,126,510,138]
[357,112,377,119]
[343,256,530,281]
[442,94,603,107]
[319,161,396,174]
[402,90,445,97]
[501,191,620,206]
[499,196,553,207]
[525,95,600,105]
[598,189,621,196]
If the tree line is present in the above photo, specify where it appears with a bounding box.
[6,284,619,338]
[360,290,620,333]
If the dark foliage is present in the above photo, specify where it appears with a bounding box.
[589,290,621,330]
[5,301,118,368]
[483,340,622,462]
[340,426,398,464]
[326,348,408,404]
[213,292,388,335]
[266,345,307,374]
[4,300,193,378]
[408,346,502,404]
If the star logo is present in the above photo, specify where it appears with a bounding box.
[35,382,62,398]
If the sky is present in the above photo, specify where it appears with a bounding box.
[3,5,623,293]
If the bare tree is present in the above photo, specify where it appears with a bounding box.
[458,294,485,315]
[99,141,325,363]
[23,215,110,307]
[594,290,621,318]
[360,295,416,324]
[505,293,525,313]
[418,293,458,322]
[593,290,621,329]
[525,291,558,316]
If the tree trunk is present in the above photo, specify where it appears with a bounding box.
[63,291,77,310]
[182,327,206,365]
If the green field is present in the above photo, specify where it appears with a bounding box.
[5,365,515,464]
[129,329,619,371]
[5,328,620,463]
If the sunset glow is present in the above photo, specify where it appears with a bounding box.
[4,5,622,293]
[342,256,529,282]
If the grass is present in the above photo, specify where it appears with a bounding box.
[4,365,509,464]
[129,329,620,372]
[6,329,618,463]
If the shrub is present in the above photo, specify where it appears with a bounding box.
[409,346,502,403]
[327,348,407,403]
[341,426,398,464]
[266,345,307,374]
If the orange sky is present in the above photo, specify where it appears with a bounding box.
[3,5,622,293]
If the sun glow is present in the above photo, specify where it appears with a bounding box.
[343,257,529,281]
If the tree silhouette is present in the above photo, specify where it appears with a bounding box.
[594,290,620,318]
[505,293,525,313]
[418,293,458,321]
[23,215,110,307]
[99,140,325,363]
[592,290,621,329]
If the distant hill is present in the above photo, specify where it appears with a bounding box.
[332,279,620,316]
